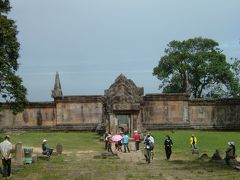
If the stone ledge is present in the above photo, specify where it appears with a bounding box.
[144,93,190,101]
[143,123,191,130]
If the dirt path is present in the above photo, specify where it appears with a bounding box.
[117,150,144,163]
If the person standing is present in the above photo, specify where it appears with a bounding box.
[0,135,13,178]
[164,135,173,160]
[122,132,130,153]
[133,130,140,151]
[190,134,197,153]
[104,132,108,150]
[106,133,113,154]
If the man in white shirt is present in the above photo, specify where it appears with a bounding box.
[149,133,155,159]
[0,135,13,178]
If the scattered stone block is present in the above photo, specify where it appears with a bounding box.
[199,153,210,161]
[32,154,38,163]
[192,149,199,154]
[56,144,63,154]
[211,149,222,161]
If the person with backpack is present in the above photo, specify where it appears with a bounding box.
[148,132,155,159]
[144,133,153,163]
[164,135,173,160]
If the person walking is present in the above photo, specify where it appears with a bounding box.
[122,132,130,153]
[149,133,155,159]
[133,130,140,151]
[164,135,173,160]
[0,135,13,178]
[190,134,197,153]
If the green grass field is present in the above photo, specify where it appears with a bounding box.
[1,130,240,180]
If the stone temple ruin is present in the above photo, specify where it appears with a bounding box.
[0,73,240,135]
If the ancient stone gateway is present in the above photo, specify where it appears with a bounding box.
[103,74,144,135]
[0,73,240,131]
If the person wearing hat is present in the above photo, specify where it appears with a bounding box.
[190,134,197,153]
[0,135,13,178]
[225,141,235,165]
[42,139,53,156]
[133,130,140,151]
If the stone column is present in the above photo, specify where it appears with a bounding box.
[56,144,63,154]
[15,142,23,165]
[109,114,117,134]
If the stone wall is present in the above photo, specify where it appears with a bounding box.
[142,93,190,129]
[1,95,240,131]
[189,99,240,129]
[0,102,56,129]
[54,96,103,130]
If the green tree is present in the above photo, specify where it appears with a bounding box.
[0,0,27,114]
[153,37,240,98]
[231,58,240,80]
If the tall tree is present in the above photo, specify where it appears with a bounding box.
[0,0,27,114]
[153,37,240,98]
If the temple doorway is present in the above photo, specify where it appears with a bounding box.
[116,114,133,135]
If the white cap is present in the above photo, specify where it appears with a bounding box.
[134,130,138,133]
[43,139,47,143]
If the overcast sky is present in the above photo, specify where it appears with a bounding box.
[9,0,240,101]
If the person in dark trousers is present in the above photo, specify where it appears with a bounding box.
[115,140,122,152]
[190,134,197,153]
[42,139,53,156]
[225,141,235,165]
[164,135,173,160]
[0,135,13,178]
[104,132,108,150]
[133,130,140,151]
[106,133,113,154]
[122,132,130,153]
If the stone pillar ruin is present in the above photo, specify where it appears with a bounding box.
[56,144,63,154]
[15,142,23,165]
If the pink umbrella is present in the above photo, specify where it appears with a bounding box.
[111,135,122,142]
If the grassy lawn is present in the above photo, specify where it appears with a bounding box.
[0,130,240,180]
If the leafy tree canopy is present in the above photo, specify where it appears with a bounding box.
[153,37,240,98]
[0,0,27,114]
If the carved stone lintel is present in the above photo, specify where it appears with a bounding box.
[104,74,143,112]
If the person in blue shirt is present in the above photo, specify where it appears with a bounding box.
[122,132,130,153]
